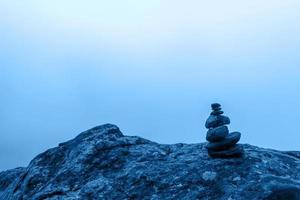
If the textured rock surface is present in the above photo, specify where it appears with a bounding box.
[1,124,300,200]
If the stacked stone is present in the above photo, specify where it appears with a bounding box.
[205,103,244,158]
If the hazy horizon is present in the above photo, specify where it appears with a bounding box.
[1,0,300,171]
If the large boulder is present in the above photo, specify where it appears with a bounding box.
[0,124,300,200]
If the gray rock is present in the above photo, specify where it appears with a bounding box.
[211,103,221,110]
[210,110,224,115]
[0,124,300,200]
[206,126,229,142]
[207,144,244,158]
[206,132,241,150]
[213,107,222,111]
[205,115,230,129]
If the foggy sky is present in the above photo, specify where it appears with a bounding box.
[1,0,300,171]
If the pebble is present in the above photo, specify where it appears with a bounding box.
[211,103,221,110]
[202,171,217,181]
[211,110,224,115]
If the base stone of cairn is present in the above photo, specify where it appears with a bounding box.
[205,103,244,158]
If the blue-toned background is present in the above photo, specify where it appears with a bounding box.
[1,0,300,171]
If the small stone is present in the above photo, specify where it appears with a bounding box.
[206,126,229,142]
[206,132,241,151]
[205,115,230,129]
[207,144,244,158]
[211,110,224,115]
[211,103,221,110]
[202,171,217,181]
[213,107,222,111]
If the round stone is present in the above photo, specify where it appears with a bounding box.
[205,115,230,129]
[206,132,241,151]
[207,144,244,158]
[211,103,221,110]
[206,126,229,142]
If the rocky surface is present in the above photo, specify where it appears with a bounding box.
[1,124,300,200]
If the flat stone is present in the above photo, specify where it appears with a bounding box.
[211,110,224,115]
[206,126,229,142]
[208,144,244,158]
[206,132,241,150]
[211,103,221,110]
[205,115,230,129]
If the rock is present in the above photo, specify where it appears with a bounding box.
[206,126,229,142]
[211,110,224,115]
[1,124,300,200]
[205,115,230,129]
[211,103,221,110]
[206,132,241,150]
[213,107,222,111]
[207,144,244,158]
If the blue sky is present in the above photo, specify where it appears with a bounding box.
[1,0,300,170]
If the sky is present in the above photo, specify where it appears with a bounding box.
[1,0,300,171]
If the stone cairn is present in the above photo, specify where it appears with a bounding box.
[205,103,244,158]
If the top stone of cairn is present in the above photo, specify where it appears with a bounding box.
[211,103,221,110]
